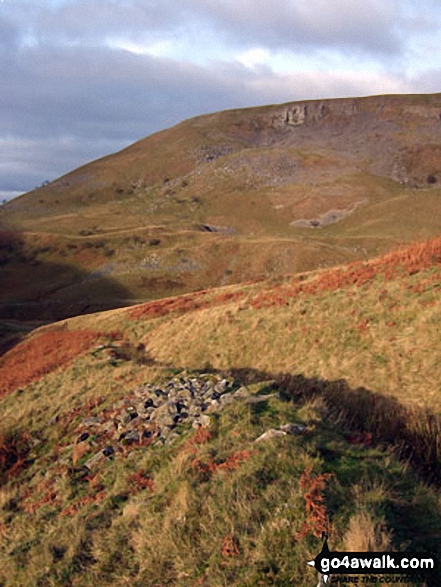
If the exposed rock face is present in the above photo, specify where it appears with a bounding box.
[283,102,334,127]
[286,105,308,126]
[276,100,357,129]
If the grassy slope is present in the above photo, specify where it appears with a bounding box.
[2,93,441,325]
[0,239,440,586]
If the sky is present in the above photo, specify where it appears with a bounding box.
[1,0,440,201]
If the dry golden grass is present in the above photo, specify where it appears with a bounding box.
[1,237,441,586]
[344,511,392,551]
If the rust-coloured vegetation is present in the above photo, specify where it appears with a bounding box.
[250,238,441,309]
[191,450,251,481]
[191,427,213,445]
[129,290,245,320]
[127,470,155,494]
[0,330,100,396]
[60,474,106,517]
[60,490,106,517]
[22,480,61,514]
[297,466,333,539]
[220,533,240,557]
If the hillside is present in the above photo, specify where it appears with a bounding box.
[0,238,440,586]
[2,93,441,333]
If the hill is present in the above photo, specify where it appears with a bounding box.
[2,92,441,336]
[0,238,440,586]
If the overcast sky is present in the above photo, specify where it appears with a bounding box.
[1,0,440,200]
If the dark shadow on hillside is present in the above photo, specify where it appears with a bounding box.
[221,369,441,486]
[176,366,441,584]
[0,226,131,355]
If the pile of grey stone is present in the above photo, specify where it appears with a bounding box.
[67,373,304,472]
[73,373,250,470]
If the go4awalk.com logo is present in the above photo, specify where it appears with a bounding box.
[307,533,438,585]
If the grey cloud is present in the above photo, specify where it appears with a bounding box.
[0,45,253,192]
[0,136,128,191]
[0,14,21,49]
[0,38,413,194]
[4,0,418,56]
[7,0,188,44]
[186,0,405,55]
[408,69,441,94]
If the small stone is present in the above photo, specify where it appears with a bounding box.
[103,446,115,457]
[219,394,233,407]
[124,431,139,443]
[85,451,106,470]
[211,391,221,400]
[254,429,287,443]
[119,410,131,424]
[214,379,229,392]
[77,432,89,443]
[81,417,101,426]
[233,387,249,399]
[176,400,186,413]
[280,423,306,435]
[126,416,141,428]
[199,415,211,428]
[206,401,220,414]
[144,398,156,408]
[101,421,115,434]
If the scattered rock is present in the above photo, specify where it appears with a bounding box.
[199,415,211,428]
[77,432,89,443]
[85,451,107,470]
[233,387,250,399]
[81,417,101,427]
[219,394,234,407]
[68,373,268,467]
[280,423,306,435]
[124,431,140,444]
[254,429,287,443]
